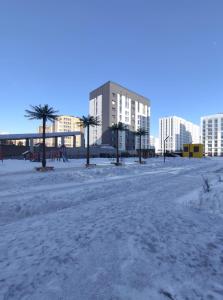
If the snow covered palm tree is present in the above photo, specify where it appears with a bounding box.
[135,127,148,164]
[25,105,58,168]
[80,115,100,166]
[110,122,126,165]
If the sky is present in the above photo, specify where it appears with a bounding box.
[0,0,222,136]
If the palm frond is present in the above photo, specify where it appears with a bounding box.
[110,122,126,131]
[79,115,100,128]
[25,104,58,122]
[135,127,148,136]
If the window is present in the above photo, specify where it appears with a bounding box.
[194,146,199,153]
[184,146,189,152]
[125,98,129,109]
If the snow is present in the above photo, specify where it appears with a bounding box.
[1,157,223,300]
[180,172,223,216]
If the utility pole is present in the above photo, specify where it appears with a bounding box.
[164,136,169,163]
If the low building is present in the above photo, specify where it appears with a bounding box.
[183,144,203,158]
[0,131,84,157]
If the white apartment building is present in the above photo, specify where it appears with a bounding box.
[159,116,200,153]
[201,113,223,156]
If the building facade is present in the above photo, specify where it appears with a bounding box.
[201,114,223,156]
[183,144,203,158]
[52,115,83,147]
[38,115,84,148]
[89,81,151,151]
[159,116,200,153]
[38,125,53,147]
[150,136,159,153]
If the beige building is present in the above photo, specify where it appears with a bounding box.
[38,115,83,148]
[38,125,53,146]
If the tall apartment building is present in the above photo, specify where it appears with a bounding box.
[201,113,223,156]
[159,116,200,153]
[89,81,151,151]
[38,115,84,147]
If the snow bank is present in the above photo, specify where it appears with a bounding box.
[179,174,223,216]
[0,156,213,175]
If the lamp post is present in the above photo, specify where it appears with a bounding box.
[164,136,169,163]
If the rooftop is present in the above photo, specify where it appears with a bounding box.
[0,131,82,140]
[91,80,151,103]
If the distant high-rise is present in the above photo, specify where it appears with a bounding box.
[201,113,223,156]
[89,81,151,151]
[159,116,200,153]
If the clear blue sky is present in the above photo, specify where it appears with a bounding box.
[0,0,222,136]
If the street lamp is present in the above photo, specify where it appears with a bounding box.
[164,136,169,163]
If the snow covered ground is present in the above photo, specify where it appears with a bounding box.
[180,172,223,216]
[1,157,223,300]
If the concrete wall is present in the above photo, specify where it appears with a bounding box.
[0,145,29,158]
[0,144,116,159]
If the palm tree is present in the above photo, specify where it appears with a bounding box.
[110,122,126,165]
[135,127,148,164]
[79,115,100,166]
[25,105,58,168]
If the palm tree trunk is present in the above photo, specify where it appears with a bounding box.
[139,135,142,164]
[116,129,119,164]
[87,125,90,165]
[42,117,46,168]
